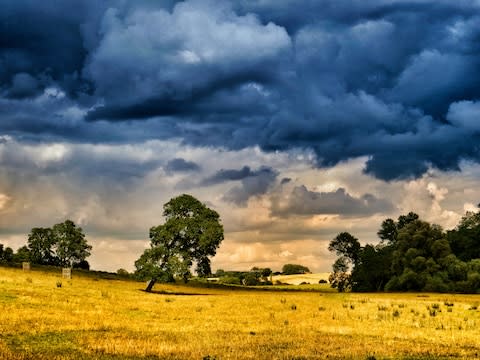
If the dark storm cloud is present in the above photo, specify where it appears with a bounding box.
[0,137,163,184]
[202,166,258,186]
[0,1,99,97]
[200,165,278,205]
[222,166,279,206]
[165,158,201,173]
[3,0,480,181]
[271,186,393,217]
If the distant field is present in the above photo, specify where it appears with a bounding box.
[271,272,330,285]
[1,266,480,359]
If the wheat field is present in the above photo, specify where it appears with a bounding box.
[0,266,479,359]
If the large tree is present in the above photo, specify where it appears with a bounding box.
[328,232,361,292]
[53,220,92,267]
[27,227,57,265]
[135,194,224,291]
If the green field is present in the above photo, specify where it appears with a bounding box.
[0,266,479,359]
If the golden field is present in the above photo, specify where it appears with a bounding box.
[0,266,479,359]
[271,273,330,285]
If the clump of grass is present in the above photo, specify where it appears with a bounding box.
[56,281,62,288]
[444,301,454,307]
[25,277,32,283]
[429,309,437,317]
[101,290,109,298]
[318,306,326,311]
[431,303,441,310]
[392,310,401,318]
[468,303,478,310]
[350,304,355,310]
[165,297,174,303]
[280,298,286,304]
[398,303,405,309]
[378,305,388,311]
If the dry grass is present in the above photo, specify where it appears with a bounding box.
[0,266,479,359]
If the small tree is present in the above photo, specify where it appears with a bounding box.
[282,264,310,275]
[135,194,224,291]
[1,246,14,262]
[13,246,31,263]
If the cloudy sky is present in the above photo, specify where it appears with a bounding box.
[1,0,480,273]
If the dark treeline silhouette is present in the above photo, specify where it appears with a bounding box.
[329,211,480,293]
[0,220,91,269]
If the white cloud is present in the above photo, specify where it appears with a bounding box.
[0,193,11,210]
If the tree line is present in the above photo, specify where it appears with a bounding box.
[329,211,480,293]
[0,220,92,269]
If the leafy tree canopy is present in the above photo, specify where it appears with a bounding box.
[135,194,224,291]
[329,210,480,293]
[53,220,92,267]
[282,263,310,275]
[26,220,91,267]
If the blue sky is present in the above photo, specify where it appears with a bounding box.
[1,0,480,272]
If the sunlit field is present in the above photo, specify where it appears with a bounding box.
[1,266,479,359]
[271,273,330,285]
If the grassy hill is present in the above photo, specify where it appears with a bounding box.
[0,266,479,359]
[271,272,330,285]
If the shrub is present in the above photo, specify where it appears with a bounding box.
[242,273,259,286]
[116,268,130,277]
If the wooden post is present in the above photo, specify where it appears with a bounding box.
[62,268,71,279]
[22,262,30,271]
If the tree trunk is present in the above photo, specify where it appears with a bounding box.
[145,278,156,292]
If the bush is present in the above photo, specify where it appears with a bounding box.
[116,268,130,277]
[243,273,259,286]
[73,260,90,270]
[318,279,328,284]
